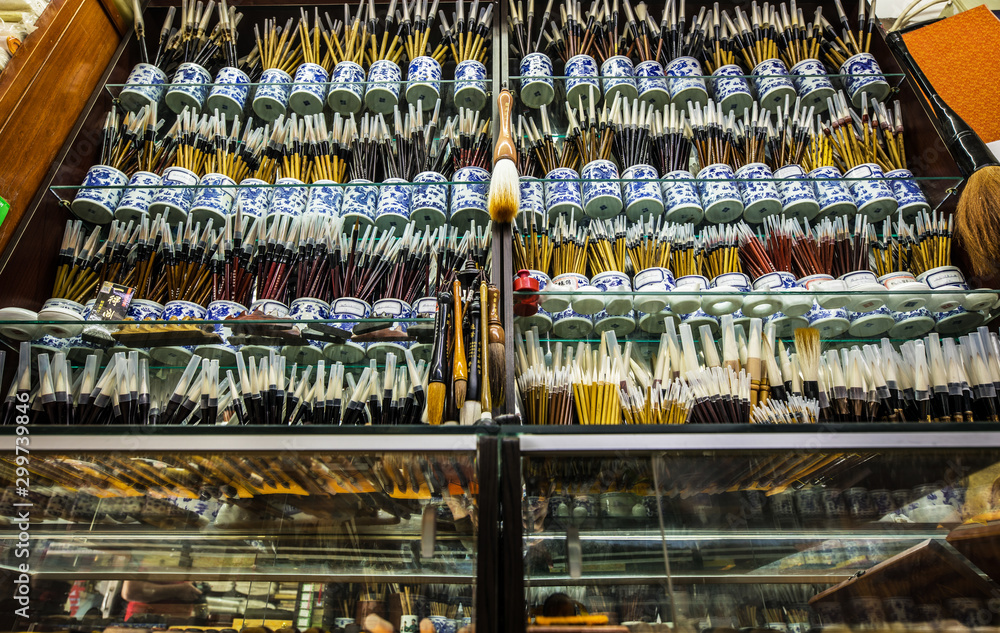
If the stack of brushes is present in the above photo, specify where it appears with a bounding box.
[364,0,401,65]
[255,17,303,77]
[327,2,368,70]
[610,97,652,170]
[401,0,446,64]
[790,217,835,279]
[506,0,552,61]
[871,211,953,278]
[97,106,165,176]
[823,92,906,173]
[518,104,579,174]
[650,103,693,176]
[820,0,879,69]
[441,0,493,65]
[567,95,616,165]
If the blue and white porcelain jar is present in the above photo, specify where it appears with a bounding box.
[37,298,86,338]
[760,271,811,317]
[839,52,890,107]
[774,164,820,221]
[72,165,129,224]
[375,178,412,236]
[121,63,167,112]
[365,59,402,114]
[450,166,490,231]
[790,58,835,112]
[844,163,897,221]
[340,179,378,228]
[593,309,636,336]
[885,168,930,221]
[752,59,796,113]
[697,163,743,223]
[516,304,553,334]
[306,180,344,217]
[546,272,589,313]
[565,54,600,108]
[406,56,442,111]
[427,617,456,633]
[324,297,370,364]
[591,271,632,315]
[544,167,583,223]
[934,306,984,335]
[703,272,750,316]
[877,271,928,312]
[638,308,679,334]
[847,306,894,338]
[237,178,272,225]
[517,176,545,230]
[207,66,250,120]
[195,299,245,366]
[149,165,199,224]
[622,164,663,221]
[799,273,849,309]
[711,64,753,114]
[552,307,594,339]
[809,166,857,220]
[839,269,886,312]
[454,60,489,111]
[805,303,850,339]
[269,177,308,222]
[289,63,329,115]
[581,159,622,219]
[916,265,976,312]
[665,56,709,108]
[600,55,637,103]
[635,60,670,109]
[253,68,293,121]
[190,173,236,226]
[519,53,555,108]
[115,171,161,223]
[661,170,703,223]
[888,307,935,338]
[151,300,208,365]
[681,309,721,336]
[282,297,331,365]
[742,273,782,318]
[671,274,709,314]
[166,62,211,113]
[366,298,413,363]
[327,61,366,114]
[735,162,780,223]
[557,273,603,315]
[411,171,448,230]
[633,266,675,314]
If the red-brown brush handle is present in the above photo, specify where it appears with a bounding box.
[494,88,516,165]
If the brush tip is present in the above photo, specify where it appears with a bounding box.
[956,165,1000,278]
[427,381,445,425]
[488,158,520,224]
[453,378,467,411]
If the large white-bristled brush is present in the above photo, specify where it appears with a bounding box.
[488,88,519,223]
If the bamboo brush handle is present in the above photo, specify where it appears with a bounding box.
[488,284,504,344]
[494,88,516,165]
[453,280,468,381]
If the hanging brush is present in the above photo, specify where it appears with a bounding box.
[489,88,520,223]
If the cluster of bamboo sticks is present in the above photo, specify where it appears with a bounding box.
[871,211,953,277]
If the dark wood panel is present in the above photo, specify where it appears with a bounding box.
[0,0,122,260]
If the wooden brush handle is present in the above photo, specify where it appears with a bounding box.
[452,280,468,381]
[479,281,491,410]
[487,284,504,344]
[493,88,516,165]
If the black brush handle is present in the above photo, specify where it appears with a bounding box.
[886,31,999,175]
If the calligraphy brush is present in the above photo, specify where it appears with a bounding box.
[489,88,519,223]
[426,291,452,425]
[650,102,693,175]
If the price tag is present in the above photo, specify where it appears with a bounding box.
[89,282,135,321]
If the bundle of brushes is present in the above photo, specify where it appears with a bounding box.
[876,210,952,277]
[140,0,244,75]
[400,0,446,64]
[650,102,693,176]
[1,344,439,426]
[254,17,305,76]
[507,0,553,61]
[821,91,906,172]
[518,104,580,174]
[96,106,166,175]
[818,0,879,69]
[441,0,493,66]
[567,94,617,165]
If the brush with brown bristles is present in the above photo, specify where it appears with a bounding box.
[487,284,506,411]
[887,31,1000,280]
[452,279,469,417]
[426,291,453,425]
[478,280,492,421]
[488,87,519,223]
[794,327,821,403]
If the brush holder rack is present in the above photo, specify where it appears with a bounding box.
[518,52,554,108]
[189,173,236,226]
[454,60,489,111]
[114,171,161,223]
[622,164,663,221]
[365,60,402,114]
[581,159,622,219]
[711,64,753,115]
[72,164,128,224]
[252,68,293,121]
[809,166,857,220]
[366,298,413,363]
[281,297,331,365]
[324,297,370,365]
[411,171,449,231]
[207,66,250,121]
[735,163,781,224]
[844,163,898,222]
[289,63,329,115]
[148,166,198,224]
[790,58,835,113]
[195,299,245,366]
[840,52,891,108]
[165,62,211,113]
[838,270,887,312]
[661,170,704,224]
[450,166,490,231]
[848,306,894,338]
[703,273,751,316]
[405,56,442,111]
[633,267,675,314]
[551,306,593,339]
[593,308,636,337]
[120,63,167,112]
[634,60,669,110]
[805,303,851,339]
[565,54,600,108]
[889,307,935,338]
[327,61,366,114]
[375,178,412,236]
[665,56,709,108]
[600,55,637,103]
[37,298,85,338]
[305,180,344,218]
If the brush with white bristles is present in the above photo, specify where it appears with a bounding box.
[488,88,520,223]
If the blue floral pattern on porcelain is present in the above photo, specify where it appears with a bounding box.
[635,60,669,108]
[270,178,309,218]
[307,180,344,217]
[581,160,622,219]
[789,58,835,111]
[600,55,637,101]
[519,53,555,108]
[366,60,402,113]
[735,163,780,223]
[774,164,820,220]
[290,63,329,115]
[237,178,272,220]
[840,53,890,107]
[411,171,448,227]
[565,54,600,106]
[665,56,709,106]
[150,166,198,223]
[252,68,292,120]
[166,62,211,113]
[406,56,442,110]
[341,179,379,222]
[711,64,752,113]
[697,163,743,223]
[115,171,161,222]
[809,166,856,218]
[622,164,663,221]
[752,59,795,112]
[455,60,488,109]
[661,170,703,223]
[545,167,583,222]
[121,63,167,112]
[207,67,250,119]
[328,61,366,114]
[844,163,897,221]
[450,166,490,219]
[73,165,128,220]
[191,173,236,221]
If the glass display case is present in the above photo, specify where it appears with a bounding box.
[504,427,1000,633]
[0,429,499,633]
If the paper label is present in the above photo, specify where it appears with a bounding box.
[90,282,135,320]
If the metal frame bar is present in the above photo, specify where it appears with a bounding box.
[0,433,479,452]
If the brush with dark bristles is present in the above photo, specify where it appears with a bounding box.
[487,284,506,411]
[449,279,468,423]
[489,88,519,223]
[794,327,820,403]
[426,291,452,425]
